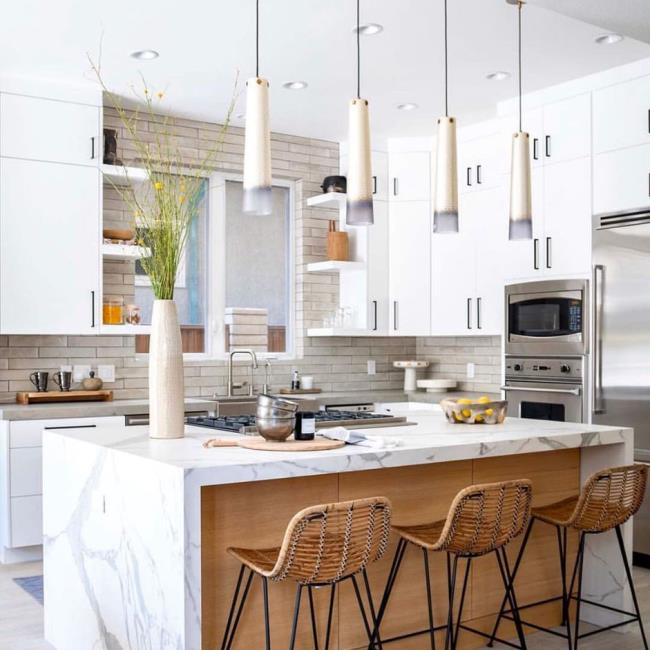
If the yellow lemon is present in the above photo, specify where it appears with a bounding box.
[475,415,484,423]
[461,409,472,418]
[478,396,491,404]
[457,398,473,405]
[485,408,494,416]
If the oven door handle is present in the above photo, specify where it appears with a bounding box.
[501,385,582,396]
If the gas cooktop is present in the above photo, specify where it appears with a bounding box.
[187,410,409,434]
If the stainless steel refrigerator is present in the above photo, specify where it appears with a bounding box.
[593,210,650,564]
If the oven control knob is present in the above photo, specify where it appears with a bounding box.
[513,364,522,372]
[560,364,571,373]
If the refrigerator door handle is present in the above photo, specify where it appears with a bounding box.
[593,264,605,415]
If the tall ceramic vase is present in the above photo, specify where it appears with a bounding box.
[149,300,185,439]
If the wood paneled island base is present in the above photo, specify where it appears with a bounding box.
[201,449,580,649]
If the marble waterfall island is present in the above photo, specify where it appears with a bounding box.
[43,414,634,650]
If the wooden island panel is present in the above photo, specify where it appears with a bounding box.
[201,449,580,649]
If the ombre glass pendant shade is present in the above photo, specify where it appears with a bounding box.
[509,131,532,239]
[242,77,272,215]
[346,98,374,226]
[433,116,459,233]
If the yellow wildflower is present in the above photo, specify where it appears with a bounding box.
[157,91,164,99]
[154,181,163,191]
[179,194,186,203]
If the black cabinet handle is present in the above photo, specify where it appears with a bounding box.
[533,138,539,160]
[477,297,482,329]
[372,300,378,331]
[393,301,398,331]
[91,136,96,160]
[476,165,482,185]
[372,176,377,195]
[91,290,96,327]
[546,236,552,269]
[393,178,398,196]
[467,298,472,330]
[44,424,97,430]
[647,108,650,134]
[545,135,551,158]
[533,238,540,270]
[466,167,473,186]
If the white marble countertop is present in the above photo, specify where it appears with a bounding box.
[47,412,632,486]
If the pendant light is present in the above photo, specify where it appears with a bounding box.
[346,0,374,226]
[508,0,532,240]
[433,0,459,234]
[243,0,272,216]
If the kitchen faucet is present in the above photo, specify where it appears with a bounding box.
[228,349,259,397]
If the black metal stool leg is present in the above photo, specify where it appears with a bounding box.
[221,565,245,650]
[288,583,302,650]
[556,526,568,625]
[223,568,255,650]
[308,586,320,650]
[422,548,437,650]
[570,533,586,650]
[263,577,273,650]
[487,518,535,647]
[496,547,527,650]
[324,582,337,650]
[362,569,384,649]
[352,574,374,640]
[445,554,459,650]
[452,558,471,650]
[615,525,649,650]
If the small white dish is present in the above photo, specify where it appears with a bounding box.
[417,379,458,393]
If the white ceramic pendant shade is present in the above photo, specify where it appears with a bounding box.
[433,116,459,233]
[509,131,533,240]
[243,77,272,215]
[346,98,374,226]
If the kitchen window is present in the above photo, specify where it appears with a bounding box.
[134,173,295,357]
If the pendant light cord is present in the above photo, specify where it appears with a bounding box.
[444,0,449,117]
[256,0,260,77]
[356,0,361,98]
[518,0,522,132]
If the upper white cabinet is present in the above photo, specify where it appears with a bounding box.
[371,151,389,201]
[593,76,650,153]
[594,144,650,215]
[0,158,100,334]
[542,94,591,163]
[389,200,431,335]
[458,130,508,193]
[389,151,430,201]
[0,93,100,167]
[366,201,390,333]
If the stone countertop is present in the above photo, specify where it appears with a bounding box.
[45,414,631,483]
[0,397,217,421]
[311,389,501,406]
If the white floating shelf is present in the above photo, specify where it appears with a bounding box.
[101,164,149,186]
[100,324,151,335]
[102,243,151,260]
[307,328,379,337]
[307,192,346,208]
[306,260,365,273]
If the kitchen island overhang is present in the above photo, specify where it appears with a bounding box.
[43,415,634,650]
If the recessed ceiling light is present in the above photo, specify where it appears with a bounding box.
[595,33,624,45]
[282,81,308,90]
[486,71,511,81]
[130,50,159,60]
[354,23,383,36]
[397,103,419,111]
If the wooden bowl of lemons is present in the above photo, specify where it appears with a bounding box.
[440,396,507,425]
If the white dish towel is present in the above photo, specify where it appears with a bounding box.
[320,427,402,450]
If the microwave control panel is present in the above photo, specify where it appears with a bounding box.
[505,357,583,381]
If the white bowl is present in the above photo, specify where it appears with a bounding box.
[417,379,458,393]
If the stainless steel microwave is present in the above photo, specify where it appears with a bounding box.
[505,279,589,356]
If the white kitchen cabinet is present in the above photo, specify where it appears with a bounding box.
[10,496,42,549]
[10,448,42,497]
[366,201,390,332]
[389,151,431,201]
[0,157,100,334]
[458,131,508,194]
[0,93,100,167]
[593,75,650,153]
[593,144,650,215]
[431,185,507,336]
[389,201,431,335]
[371,151,389,201]
[542,93,591,163]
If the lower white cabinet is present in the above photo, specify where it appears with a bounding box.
[0,157,100,334]
[389,201,431,335]
[1,416,123,551]
[594,144,650,215]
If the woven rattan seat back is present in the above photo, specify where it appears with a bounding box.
[266,496,391,585]
[434,479,532,557]
[570,464,647,533]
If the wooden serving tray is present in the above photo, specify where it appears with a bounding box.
[278,388,322,395]
[203,436,345,452]
[16,390,114,405]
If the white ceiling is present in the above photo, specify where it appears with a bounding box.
[1,0,650,142]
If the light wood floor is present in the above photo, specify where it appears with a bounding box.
[0,561,647,649]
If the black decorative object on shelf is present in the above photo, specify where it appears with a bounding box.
[103,128,122,165]
[321,175,347,194]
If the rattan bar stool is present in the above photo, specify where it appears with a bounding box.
[368,479,533,650]
[488,464,648,650]
[220,496,391,650]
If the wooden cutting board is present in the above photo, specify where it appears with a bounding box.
[16,390,114,405]
[202,437,345,452]
[278,388,322,395]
